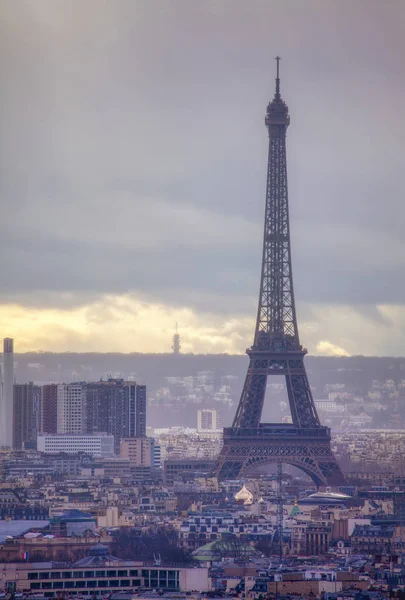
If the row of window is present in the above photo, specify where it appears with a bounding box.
[29,579,179,592]
[28,569,179,580]
[31,579,142,590]
[29,570,138,579]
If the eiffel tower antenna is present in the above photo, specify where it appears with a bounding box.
[275,56,281,98]
[215,59,345,487]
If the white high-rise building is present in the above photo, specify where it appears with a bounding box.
[197,408,222,433]
[1,339,14,448]
[57,383,86,434]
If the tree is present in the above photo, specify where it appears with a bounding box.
[111,527,196,564]
[255,536,277,557]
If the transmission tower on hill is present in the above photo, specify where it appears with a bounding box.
[172,323,181,355]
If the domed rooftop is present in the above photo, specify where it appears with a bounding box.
[235,484,253,502]
[192,541,222,562]
[308,491,350,500]
[73,542,119,566]
[290,499,301,517]
[89,542,109,557]
[300,491,351,505]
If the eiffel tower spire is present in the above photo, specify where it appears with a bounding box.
[215,60,345,487]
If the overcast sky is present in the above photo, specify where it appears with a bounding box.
[1,0,405,355]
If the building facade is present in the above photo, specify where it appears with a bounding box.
[350,524,395,554]
[57,384,87,434]
[197,408,222,433]
[86,380,146,453]
[37,433,114,457]
[0,559,210,596]
[164,458,216,486]
[291,520,332,556]
[120,437,154,466]
[40,384,58,433]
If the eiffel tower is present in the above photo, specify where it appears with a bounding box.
[215,59,345,487]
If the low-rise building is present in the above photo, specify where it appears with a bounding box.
[120,437,155,466]
[50,509,97,537]
[291,520,332,555]
[164,459,216,486]
[180,512,274,550]
[37,433,114,457]
[0,543,211,596]
[350,523,395,554]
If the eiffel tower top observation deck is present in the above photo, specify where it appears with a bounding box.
[266,56,290,127]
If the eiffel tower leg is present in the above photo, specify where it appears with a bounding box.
[232,358,268,428]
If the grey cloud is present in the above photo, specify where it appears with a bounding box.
[1,0,405,341]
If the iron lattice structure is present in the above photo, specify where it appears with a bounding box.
[215,59,345,487]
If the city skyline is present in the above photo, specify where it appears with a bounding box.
[1,1,405,355]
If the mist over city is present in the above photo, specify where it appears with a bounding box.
[1,1,405,598]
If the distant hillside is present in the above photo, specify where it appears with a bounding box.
[7,352,405,428]
[9,351,405,392]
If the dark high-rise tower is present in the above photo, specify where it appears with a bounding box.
[86,379,146,453]
[215,59,345,486]
[40,384,58,434]
[13,383,40,450]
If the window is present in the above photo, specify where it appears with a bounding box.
[28,573,38,580]
[30,583,41,590]
[84,571,94,578]
[117,570,128,577]
[51,572,61,579]
[87,581,97,588]
[39,572,50,579]
[129,570,138,576]
[107,570,117,577]
[109,580,119,587]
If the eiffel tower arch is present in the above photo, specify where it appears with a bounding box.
[215,59,345,487]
